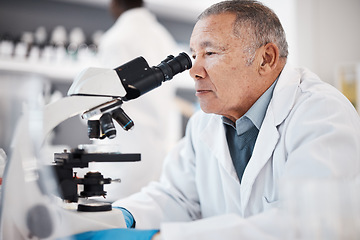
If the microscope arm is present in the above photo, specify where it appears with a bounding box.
[42,95,114,140]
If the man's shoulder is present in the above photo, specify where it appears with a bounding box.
[295,67,352,108]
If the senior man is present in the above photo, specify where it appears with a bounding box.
[71,1,360,239]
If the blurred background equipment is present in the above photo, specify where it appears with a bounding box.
[336,63,360,113]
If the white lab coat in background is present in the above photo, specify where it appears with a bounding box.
[113,63,360,239]
[98,8,179,68]
[89,7,186,201]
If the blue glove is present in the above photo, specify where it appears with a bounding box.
[69,228,159,240]
[114,207,136,228]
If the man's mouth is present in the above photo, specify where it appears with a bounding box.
[196,89,212,96]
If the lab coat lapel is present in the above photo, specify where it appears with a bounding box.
[240,64,301,211]
[240,111,279,211]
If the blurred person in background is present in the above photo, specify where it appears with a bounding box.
[98,0,179,67]
[88,0,183,202]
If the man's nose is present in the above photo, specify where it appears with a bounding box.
[189,59,206,80]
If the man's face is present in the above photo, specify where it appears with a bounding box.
[189,13,263,121]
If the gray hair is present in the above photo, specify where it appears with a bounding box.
[199,0,288,65]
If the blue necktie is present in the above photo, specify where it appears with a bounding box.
[225,124,259,183]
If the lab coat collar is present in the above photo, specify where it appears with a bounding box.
[271,63,301,126]
[240,63,301,212]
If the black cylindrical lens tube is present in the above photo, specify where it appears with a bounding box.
[112,108,134,131]
[157,52,192,81]
[87,120,100,139]
[99,113,116,139]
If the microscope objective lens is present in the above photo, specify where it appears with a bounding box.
[99,113,116,139]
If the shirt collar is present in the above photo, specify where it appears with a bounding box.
[222,78,278,135]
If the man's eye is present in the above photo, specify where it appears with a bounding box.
[206,52,215,56]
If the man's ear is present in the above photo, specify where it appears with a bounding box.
[259,43,279,75]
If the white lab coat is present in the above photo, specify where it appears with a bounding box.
[113,63,360,239]
[88,8,187,201]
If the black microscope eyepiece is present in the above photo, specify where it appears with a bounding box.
[114,52,192,101]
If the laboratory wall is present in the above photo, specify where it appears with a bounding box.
[258,0,360,110]
[296,0,360,87]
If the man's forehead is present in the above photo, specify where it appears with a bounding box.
[191,14,237,37]
[190,24,239,51]
[190,23,216,50]
[194,14,233,31]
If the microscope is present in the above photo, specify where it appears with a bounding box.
[0,52,192,239]
[53,52,191,211]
